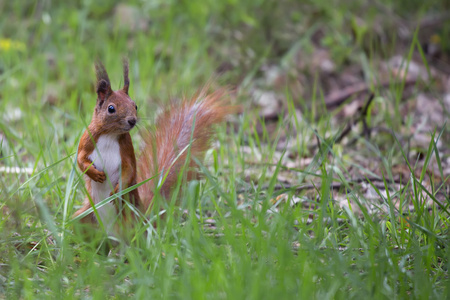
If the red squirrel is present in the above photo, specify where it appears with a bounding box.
[73,60,233,235]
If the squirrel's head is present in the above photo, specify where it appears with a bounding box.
[92,60,138,135]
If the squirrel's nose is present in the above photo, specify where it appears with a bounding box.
[128,118,137,127]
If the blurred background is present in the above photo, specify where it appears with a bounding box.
[1,0,449,114]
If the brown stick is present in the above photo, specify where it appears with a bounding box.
[324,78,416,110]
[334,93,374,144]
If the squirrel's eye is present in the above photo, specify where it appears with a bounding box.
[135,105,138,111]
[108,105,116,113]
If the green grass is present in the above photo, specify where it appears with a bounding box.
[1,1,450,299]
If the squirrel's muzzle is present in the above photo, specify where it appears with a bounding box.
[128,118,137,128]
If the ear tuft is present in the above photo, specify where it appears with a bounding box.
[95,61,111,85]
[122,58,130,94]
[94,61,112,106]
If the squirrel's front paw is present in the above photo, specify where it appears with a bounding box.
[91,170,106,183]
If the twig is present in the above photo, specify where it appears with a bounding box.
[324,78,416,110]
[314,129,321,152]
[334,93,374,144]
[334,123,353,144]
[360,93,374,139]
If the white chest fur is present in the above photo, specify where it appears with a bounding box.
[88,134,122,232]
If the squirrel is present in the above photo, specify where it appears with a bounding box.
[73,60,233,236]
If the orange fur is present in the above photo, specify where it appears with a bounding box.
[137,87,235,211]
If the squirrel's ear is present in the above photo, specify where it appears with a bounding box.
[122,58,130,94]
[95,61,112,106]
[96,79,112,106]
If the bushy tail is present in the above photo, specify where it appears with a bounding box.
[137,87,234,211]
